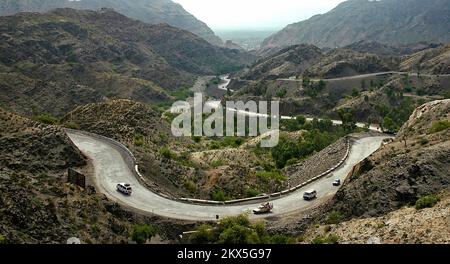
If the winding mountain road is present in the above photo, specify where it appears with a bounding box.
[277,71,450,82]
[67,131,387,221]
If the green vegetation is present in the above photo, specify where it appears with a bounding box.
[35,114,59,125]
[160,147,177,159]
[245,188,260,198]
[0,235,6,244]
[211,190,228,202]
[64,121,80,130]
[133,134,145,147]
[184,180,198,193]
[169,87,194,101]
[272,119,348,169]
[131,225,158,244]
[276,88,287,98]
[189,215,296,244]
[419,137,429,145]
[338,109,357,132]
[376,94,417,132]
[211,159,225,168]
[415,195,440,210]
[325,211,343,225]
[209,136,246,150]
[256,170,287,183]
[311,234,340,244]
[429,120,450,134]
[304,79,327,98]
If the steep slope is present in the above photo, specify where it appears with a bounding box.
[0,107,122,243]
[237,44,322,80]
[0,0,223,45]
[344,41,443,57]
[0,8,250,116]
[400,44,450,74]
[330,99,450,218]
[262,0,450,49]
[304,49,399,78]
[303,191,450,244]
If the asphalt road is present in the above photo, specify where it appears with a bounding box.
[67,131,387,221]
[277,71,450,82]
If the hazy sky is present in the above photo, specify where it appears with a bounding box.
[173,0,346,31]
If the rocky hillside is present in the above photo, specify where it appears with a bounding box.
[237,44,322,80]
[304,49,399,78]
[0,8,251,117]
[344,41,443,57]
[303,191,450,244]
[0,108,126,243]
[329,99,450,219]
[262,0,450,49]
[0,0,223,45]
[400,44,450,74]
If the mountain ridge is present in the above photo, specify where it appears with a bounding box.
[262,0,450,49]
[0,0,223,45]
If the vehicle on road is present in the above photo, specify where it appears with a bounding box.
[117,183,132,195]
[303,190,317,200]
[253,203,274,214]
[332,179,341,186]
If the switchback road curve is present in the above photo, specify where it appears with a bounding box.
[67,131,387,221]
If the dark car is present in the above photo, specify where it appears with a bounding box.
[332,179,341,186]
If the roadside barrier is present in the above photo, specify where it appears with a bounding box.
[67,129,351,206]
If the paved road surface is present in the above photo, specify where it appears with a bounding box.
[277,71,450,82]
[67,131,387,221]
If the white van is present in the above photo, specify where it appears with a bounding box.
[303,189,317,200]
[117,183,132,195]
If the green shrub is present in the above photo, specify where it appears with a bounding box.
[312,234,340,244]
[64,121,80,130]
[134,134,145,147]
[256,170,287,183]
[429,120,450,134]
[419,137,429,145]
[245,188,260,198]
[184,180,198,193]
[211,159,224,168]
[160,147,177,159]
[270,234,296,244]
[189,224,214,244]
[212,190,227,201]
[35,114,58,125]
[0,235,6,244]
[188,215,297,244]
[325,211,343,225]
[131,225,158,244]
[415,195,440,210]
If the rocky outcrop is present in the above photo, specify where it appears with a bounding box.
[329,100,450,218]
[303,192,450,244]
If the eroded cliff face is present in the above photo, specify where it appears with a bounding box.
[330,100,450,218]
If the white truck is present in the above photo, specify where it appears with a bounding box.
[117,183,132,195]
[303,189,317,200]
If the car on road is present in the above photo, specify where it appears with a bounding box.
[253,203,274,214]
[332,179,341,186]
[303,190,317,201]
[117,183,132,195]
